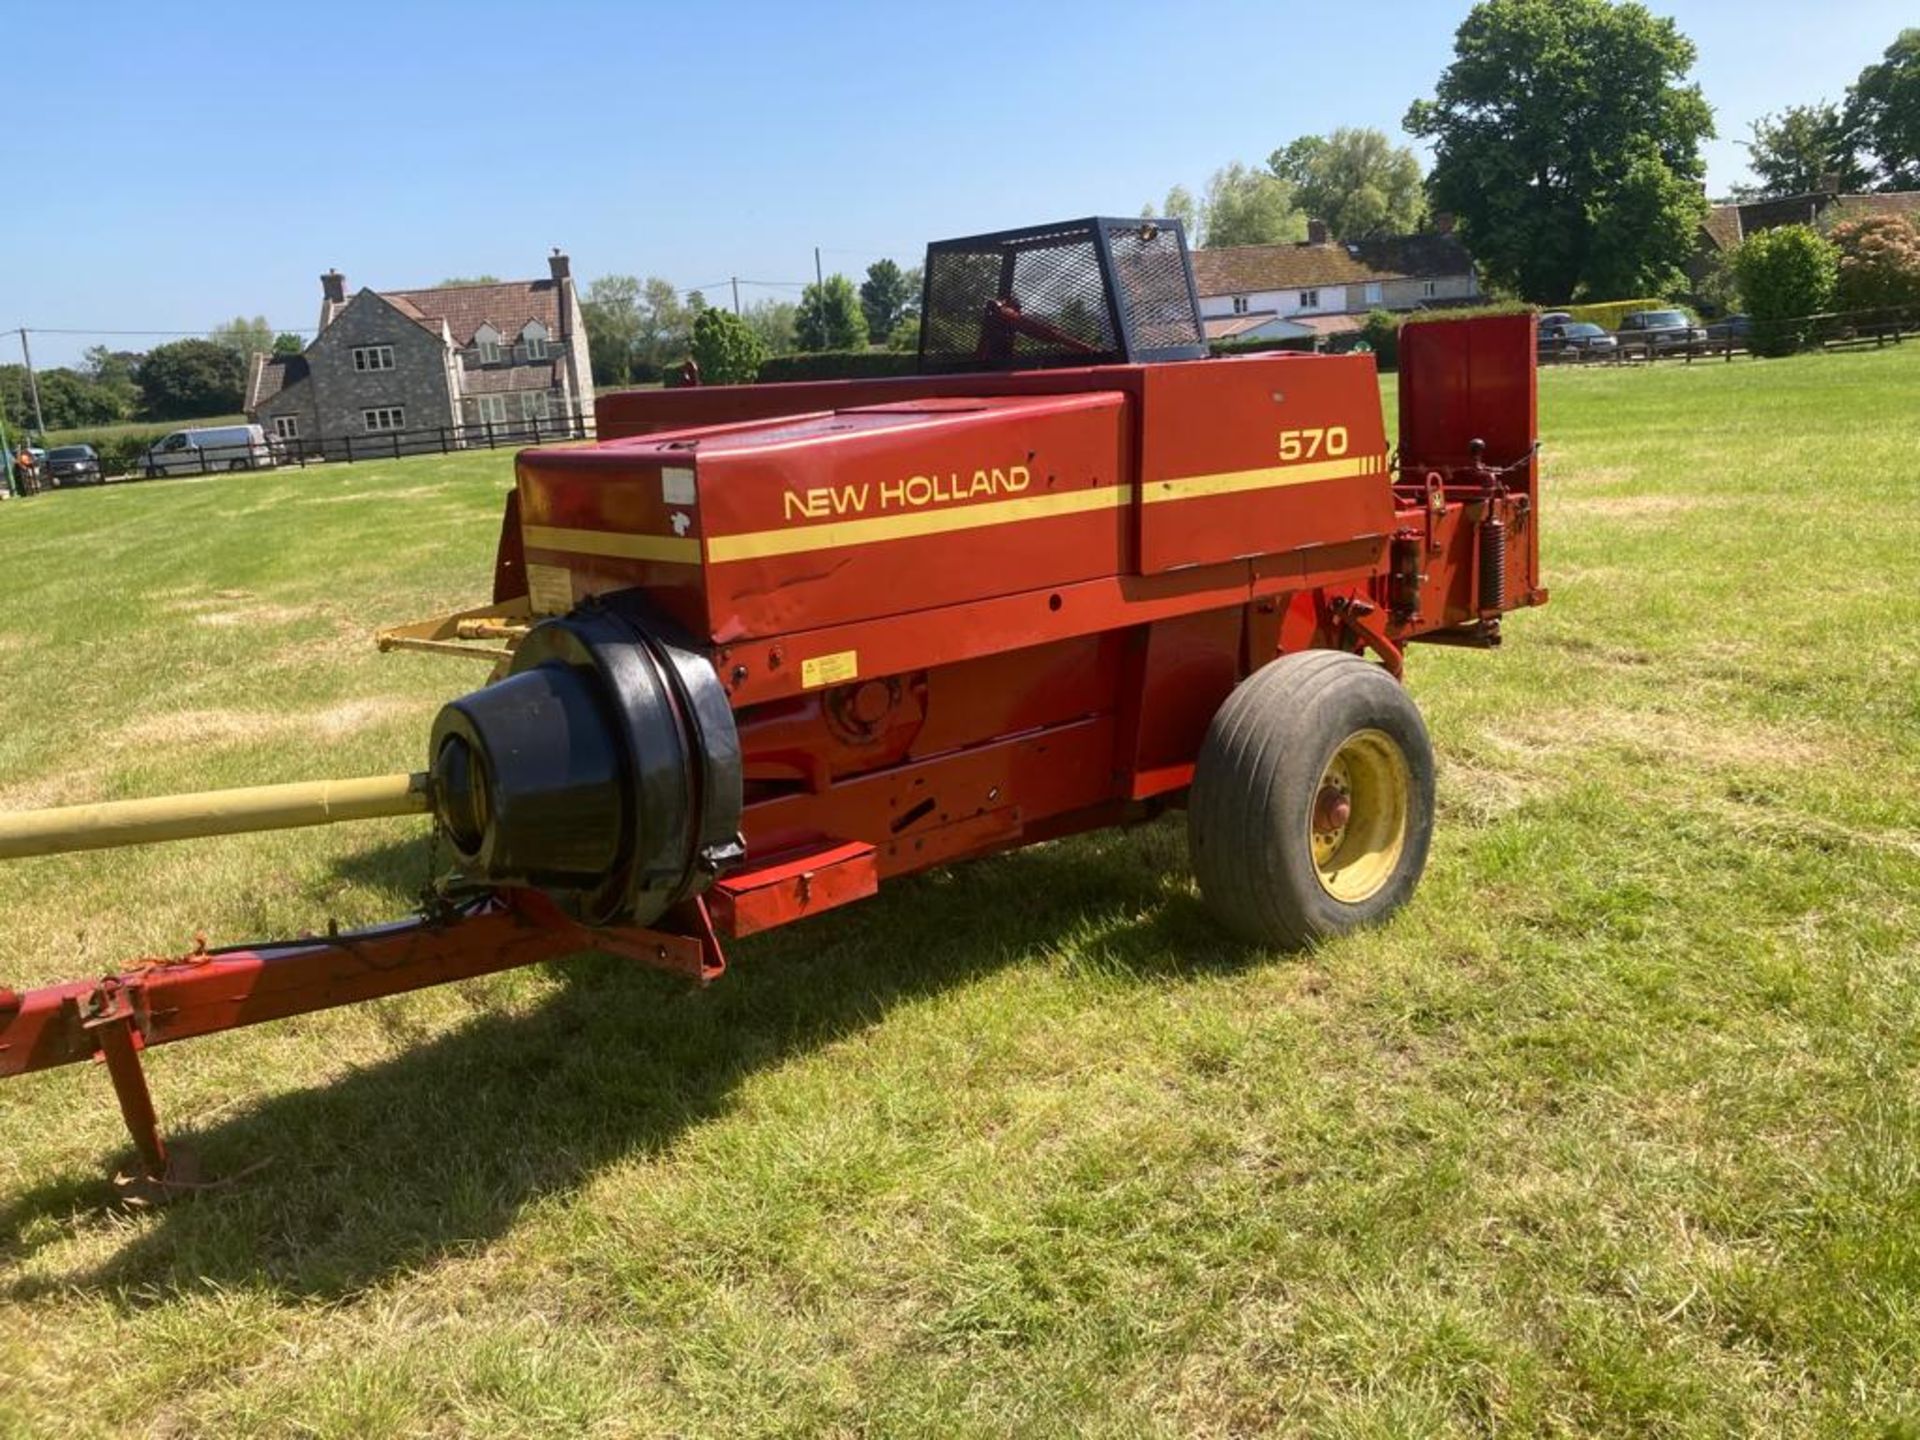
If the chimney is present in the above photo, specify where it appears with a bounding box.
[548,248,571,282]
[1432,212,1456,236]
[1306,218,1329,246]
[321,269,347,303]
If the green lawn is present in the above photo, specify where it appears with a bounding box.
[2,350,1919,1437]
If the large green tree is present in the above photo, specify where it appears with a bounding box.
[1270,128,1427,238]
[795,275,867,351]
[581,275,643,384]
[1737,103,1866,198]
[858,260,917,344]
[1731,224,1837,354]
[742,299,798,356]
[689,308,767,385]
[136,339,247,420]
[1846,28,1920,190]
[1405,0,1713,301]
[209,315,275,361]
[1200,164,1305,248]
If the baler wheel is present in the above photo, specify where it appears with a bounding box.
[1189,651,1434,948]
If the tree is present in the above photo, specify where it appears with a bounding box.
[136,339,247,419]
[439,275,502,286]
[81,346,141,420]
[690,308,768,385]
[794,274,867,350]
[859,259,917,344]
[1406,0,1714,301]
[209,315,275,360]
[1737,103,1866,198]
[1830,214,1920,310]
[1846,28,1920,190]
[1730,225,1838,354]
[1270,128,1426,238]
[581,274,644,385]
[742,299,798,356]
[272,333,306,356]
[1141,185,1202,241]
[35,369,124,429]
[1200,163,1305,248]
[638,278,697,373]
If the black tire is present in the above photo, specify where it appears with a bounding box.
[1189,650,1435,948]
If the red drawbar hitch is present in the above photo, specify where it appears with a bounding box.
[0,890,724,1195]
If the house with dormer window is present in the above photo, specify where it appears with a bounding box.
[244,251,595,453]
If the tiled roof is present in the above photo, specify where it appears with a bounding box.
[1203,313,1285,339]
[1701,206,1743,252]
[381,279,561,347]
[1192,233,1475,296]
[1289,313,1366,337]
[1700,191,1920,252]
[247,353,308,409]
[461,362,561,394]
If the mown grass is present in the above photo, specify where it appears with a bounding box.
[2,350,1918,1437]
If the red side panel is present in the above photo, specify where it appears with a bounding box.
[1134,355,1393,575]
[1399,313,1538,474]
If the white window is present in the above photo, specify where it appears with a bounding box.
[362,407,405,432]
[475,394,508,425]
[1422,280,1439,298]
[1298,289,1320,309]
[520,391,551,421]
[477,339,501,364]
[1231,296,1250,315]
[272,415,299,439]
[522,322,550,360]
[1365,283,1383,305]
[352,345,395,372]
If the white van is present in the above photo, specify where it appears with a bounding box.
[141,424,277,477]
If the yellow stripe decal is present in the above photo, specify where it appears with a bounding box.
[523,524,702,565]
[532,455,1389,566]
[704,484,1132,563]
[1141,455,1375,504]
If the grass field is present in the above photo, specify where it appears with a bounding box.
[2,349,1919,1437]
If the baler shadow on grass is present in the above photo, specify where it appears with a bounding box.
[0,816,1248,1305]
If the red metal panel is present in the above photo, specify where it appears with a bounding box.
[1399,313,1538,474]
[708,840,879,937]
[1135,355,1393,575]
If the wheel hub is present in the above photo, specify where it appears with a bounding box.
[1308,729,1411,905]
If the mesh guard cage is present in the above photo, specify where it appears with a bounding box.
[917,216,1207,373]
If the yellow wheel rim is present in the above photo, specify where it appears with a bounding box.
[1309,729,1411,904]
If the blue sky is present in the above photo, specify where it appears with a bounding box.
[1,0,1907,368]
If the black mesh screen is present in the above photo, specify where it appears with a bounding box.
[917,216,1205,373]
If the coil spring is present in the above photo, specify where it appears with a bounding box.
[1479,515,1508,612]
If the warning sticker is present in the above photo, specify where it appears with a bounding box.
[526,562,574,615]
[800,650,859,688]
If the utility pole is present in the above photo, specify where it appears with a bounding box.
[731,277,741,316]
[0,405,14,498]
[18,329,46,438]
[814,247,824,292]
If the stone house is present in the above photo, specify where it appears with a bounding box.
[1191,218,1481,346]
[245,252,594,452]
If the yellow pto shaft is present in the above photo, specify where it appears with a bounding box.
[0,773,433,861]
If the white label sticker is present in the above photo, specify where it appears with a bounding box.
[526,563,573,615]
[662,467,696,505]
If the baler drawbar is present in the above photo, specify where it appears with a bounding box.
[0,218,1544,1192]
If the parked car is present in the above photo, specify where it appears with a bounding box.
[45,444,104,487]
[1705,314,1753,344]
[140,424,276,478]
[1538,321,1618,359]
[1617,309,1710,352]
[1537,311,1574,331]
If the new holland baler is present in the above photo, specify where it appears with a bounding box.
[0,219,1543,1191]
